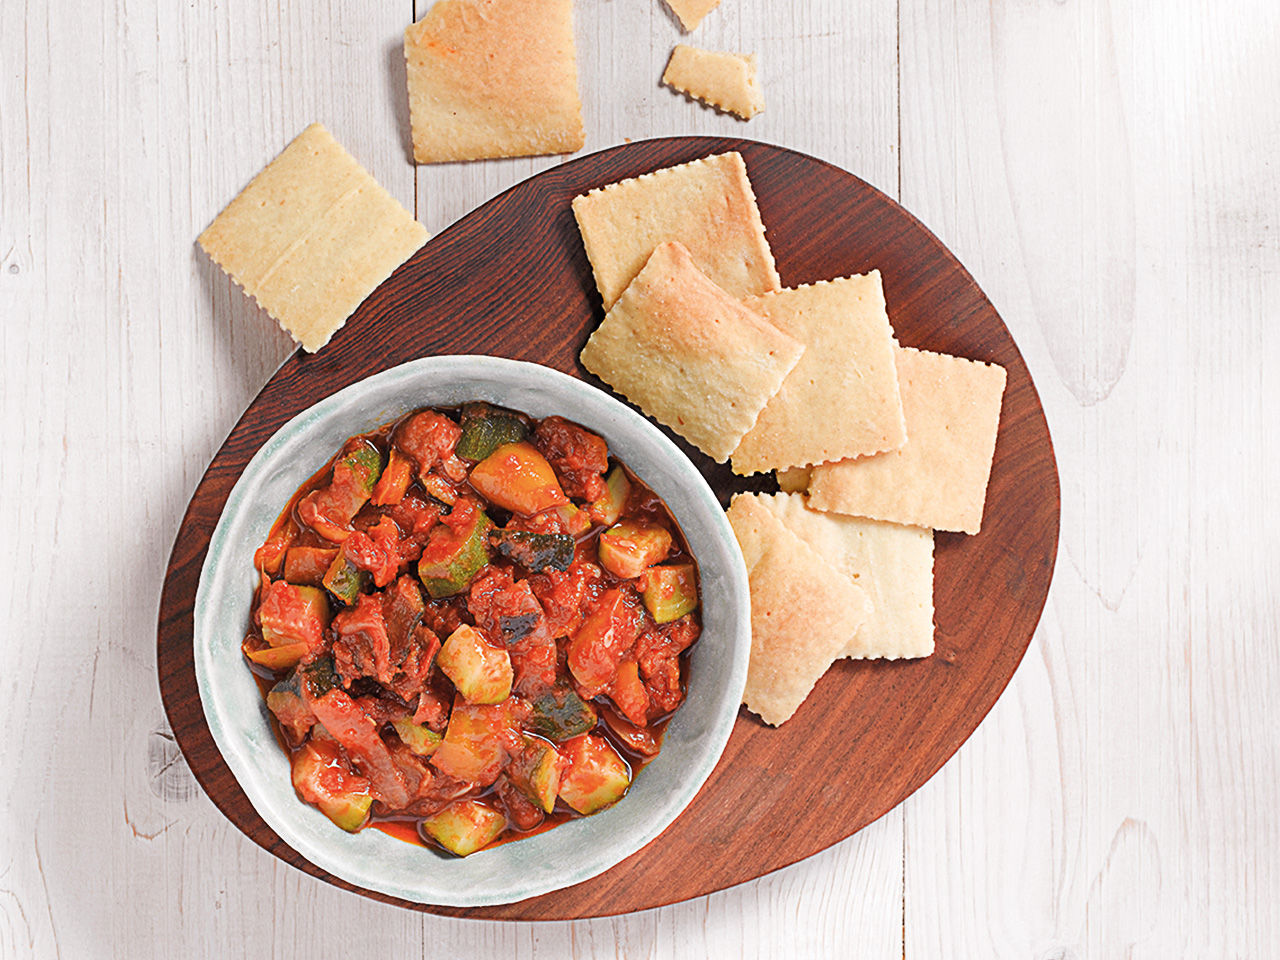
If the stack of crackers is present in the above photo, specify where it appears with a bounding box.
[573,151,1007,726]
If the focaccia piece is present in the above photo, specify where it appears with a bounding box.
[580,241,803,462]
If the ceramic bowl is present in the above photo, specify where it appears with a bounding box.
[193,355,750,907]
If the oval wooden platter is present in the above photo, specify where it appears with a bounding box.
[157,136,1060,920]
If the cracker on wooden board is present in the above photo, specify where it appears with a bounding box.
[580,241,803,462]
[404,0,584,163]
[727,494,872,727]
[571,151,781,310]
[754,493,935,660]
[663,0,722,31]
[662,45,765,120]
[730,272,907,476]
[808,347,1007,534]
[197,123,429,353]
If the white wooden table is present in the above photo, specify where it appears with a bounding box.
[4,1,1278,955]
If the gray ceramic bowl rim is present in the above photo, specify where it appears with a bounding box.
[193,355,751,907]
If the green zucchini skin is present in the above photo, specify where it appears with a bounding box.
[417,508,493,598]
[490,529,575,573]
[529,687,598,741]
[455,403,529,461]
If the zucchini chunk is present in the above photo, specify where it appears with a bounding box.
[322,549,370,606]
[247,641,309,671]
[588,465,631,526]
[430,701,517,785]
[597,520,673,580]
[259,581,330,650]
[641,563,699,624]
[417,505,492,598]
[490,529,575,573]
[422,799,506,857]
[468,442,569,516]
[456,403,529,461]
[508,737,565,813]
[437,624,513,704]
[392,718,443,757]
[558,734,631,815]
[290,740,373,832]
[529,686,598,741]
[370,447,414,506]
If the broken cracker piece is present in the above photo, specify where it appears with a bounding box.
[775,466,812,493]
[731,272,907,476]
[571,151,780,310]
[663,45,764,120]
[663,0,722,32]
[580,241,803,462]
[727,493,872,726]
[404,0,584,163]
[197,123,428,353]
[808,347,1007,534]
[754,493,935,660]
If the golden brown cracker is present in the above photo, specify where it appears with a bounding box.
[197,123,428,353]
[808,347,1007,534]
[663,0,722,31]
[755,493,934,660]
[404,0,584,163]
[731,272,907,475]
[663,45,764,120]
[571,151,781,310]
[727,494,872,726]
[579,241,803,462]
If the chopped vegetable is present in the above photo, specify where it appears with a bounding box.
[588,464,631,526]
[508,737,565,813]
[421,799,506,857]
[259,581,329,653]
[437,624,513,704]
[416,504,492,598]
[370,447,414,506]
[490,529,575,572]
[558,734,631,815]
[322,549,370,606]
[456,403,530,461]
[468,441,569,516]
[392,717,443,757]
[568,587,645,693]
[597,520,673,579]
[283,545,340,587]
[247,641,309,671]
[430,701,518,785]
[290,739,373,832]
[641,563,699,624]
[529,686,598,741]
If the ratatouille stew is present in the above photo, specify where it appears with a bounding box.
[243,403,701,856]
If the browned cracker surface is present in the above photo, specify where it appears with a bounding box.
[663,45,764,120]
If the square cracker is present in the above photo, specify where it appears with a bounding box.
[663,45,765,120]
[753,493,935,660]
[727,494,872,726]
[730,272,907,475]
[197,123,428,353]
[579,241,803,462]
[404,0,584,163]
[664,0,722,31]
[571,151,780,310]
[808,347,1007,534]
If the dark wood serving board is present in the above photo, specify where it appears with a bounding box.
[157,137,1059,920]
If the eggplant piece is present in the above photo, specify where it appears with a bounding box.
[489,529,575,573]
[322,549,370,606]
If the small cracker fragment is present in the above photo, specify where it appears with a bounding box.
[731,272,907,475]
[809,347,1007,534]
[664,0,722,31]
[404,0,585,163]
[580,241,803,462]
[754,493,935,660]
[571,151,781,310]
[727,494,872,726]
[197,123,429,353]
[663,45,765,120]
[775,466,811,493]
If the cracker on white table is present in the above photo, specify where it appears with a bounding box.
[727,494,872,726]
[731,272,907,475]
[404,0,584,163]
[808,347,1007,534]
[571,151,780,310]
[197,123,428,353]
[754,493,934,660]
[579,241,803,462]
[663,0,722,32]
[663,45,764,120]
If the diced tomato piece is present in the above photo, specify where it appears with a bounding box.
[258,580,329,657]
[468,442,569,516]
[297,442,381,542]
[528,562,605,639]
[343,515,410,588]
[567,587,645,695]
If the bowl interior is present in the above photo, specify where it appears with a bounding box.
[193,355,750,907]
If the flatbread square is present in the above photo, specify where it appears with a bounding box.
[579,241,803,462]
[663,45,765,120]
[730,272,907,475]
[808,347,1007,534]
[197,123,429,352]
[404,0,585,163]
[664,0,722,31]
[571,151,781,310]
[753,493,934,659]
[727,494,872,726]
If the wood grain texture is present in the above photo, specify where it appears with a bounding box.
[156,136,1058,919]
[5,0,1278,954]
